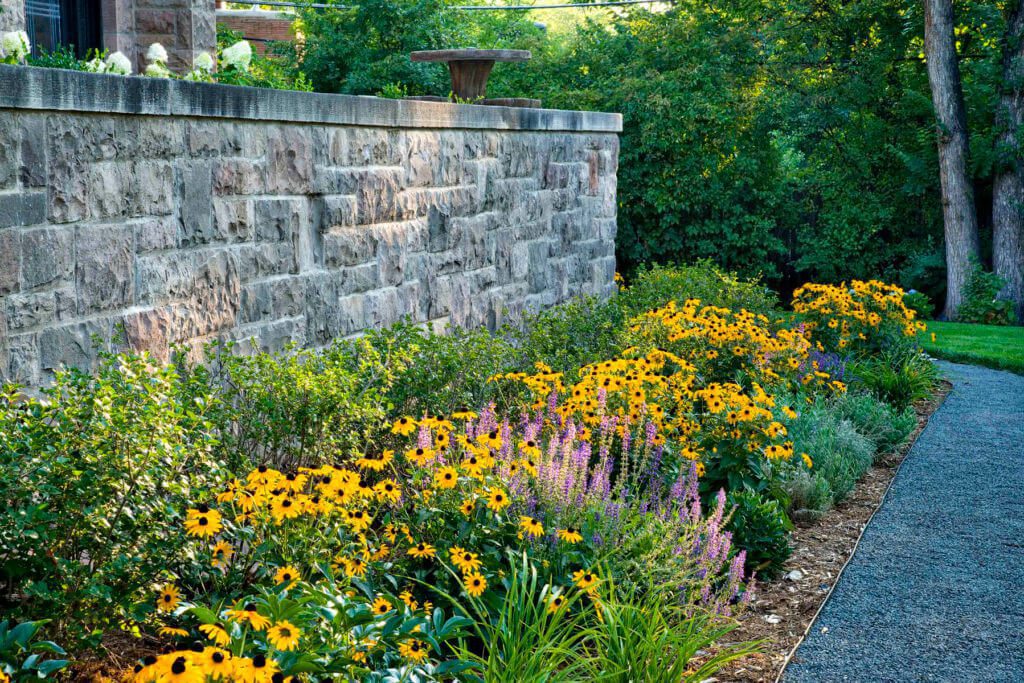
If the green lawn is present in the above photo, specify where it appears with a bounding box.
[920,321,1024,375]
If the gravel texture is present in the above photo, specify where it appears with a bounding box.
[784,361,1024,682]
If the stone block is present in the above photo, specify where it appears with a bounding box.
[0,116,17,189]
[19,116,47,187]
[0,229,20,295]
[213,158,265,195]
[178,160,214,245]
[76,223,134,314]
[0,192,47,228]
[5,290,56,331]
[266,127,313,193]
[87,161,133,219]
[213,197,253,242]
[135,216,178,252]
[39,318,112,375]
[5,333,39,386]
[323,229,373,269]
[21,227,74,289]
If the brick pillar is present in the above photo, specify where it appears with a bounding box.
[0,0,26,34]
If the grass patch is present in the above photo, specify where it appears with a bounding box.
[921,321,1024,375]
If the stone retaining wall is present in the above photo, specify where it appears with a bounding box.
[0,65,621,386]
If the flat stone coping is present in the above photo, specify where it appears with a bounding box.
[0,64,622,133]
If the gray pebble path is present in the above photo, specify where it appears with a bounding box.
[784,360,1024,683]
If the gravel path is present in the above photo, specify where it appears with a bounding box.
[783,360,1024,683]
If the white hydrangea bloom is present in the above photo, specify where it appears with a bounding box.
[144,62,171,78]
[84,56,107,73]
[1,31,31,62]
[194,51,215,73]
[105,51,132,76]
[221,40,252,72]
[145,42,168,65]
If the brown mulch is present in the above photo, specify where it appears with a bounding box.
[716,381,952,683]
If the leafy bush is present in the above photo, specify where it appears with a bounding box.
[783,402,875,513]
[0,620,69,681]
[191,338,405,470]
[724,490,792,579]
[958,262,1016,325]
[849,347,940,411]
[902,289,935,320]
[0,352,227,647]
[214,27,313,91]
[621,261,780,319]
[833,391,917,456]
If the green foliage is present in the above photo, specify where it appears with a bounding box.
[725,491,792,579]
[958,262,1017,325]
[0,620,68,681]
[25,45,96,70]
[921,320,1024,375]
[833,391,917,456]
[783,401,876,514]
[903,290,935,320]
[215,27,313,91]
[849,347,940,411]
[621,261,781,318]
[194,338,406,470]
[0,352,227,647]
[295,0,542,96]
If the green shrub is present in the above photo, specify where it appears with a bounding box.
[621,261,780,318]
[724,490,792,579]
[0,352,227,647]
[783,403,875,512]
[902,289,935,320]
[958,262,1016,325]
[367,320,524,416]
[833,391,917,456]
[0,620,68,681]
[512,296,626,378]
[848,347,940,411]
[195,338,405,470]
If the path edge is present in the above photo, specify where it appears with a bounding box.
[773,378,953,683]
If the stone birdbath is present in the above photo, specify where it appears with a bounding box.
[409,49,538,107]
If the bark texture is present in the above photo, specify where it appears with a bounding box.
[993,0,1024,323]
[925,0,980,320]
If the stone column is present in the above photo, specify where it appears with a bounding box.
[0,0,26,35]
[132,0,216,73]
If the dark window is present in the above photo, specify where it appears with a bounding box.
[25,0,101,58]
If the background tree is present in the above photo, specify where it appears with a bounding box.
[993,0,1024,322]
[924,0,980,319]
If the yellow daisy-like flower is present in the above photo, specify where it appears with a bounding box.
[273,566,300,587]
[519,515,544,539]
[548,594,567,613]
[162,655,200,683]
[407,542,436,559]
[355,449,394,471]
[156,584,180,612]
[371,597,393,616]
[266,620,301,651]
[198,623,231,647]
[802,453,814,469]
[406,446,435,466]
[485,489,510,513]
[433,466,459,490]
[556,527,583,544]
[158,626,190,638]
[184,508,223,538]
[398,639,428,663]
[202,648,234,681]
[211,541,233,569]
[225,604,270,631]
[269,496,301,524]
[450,546,482,574]
[572,569,598,591]
[463,572,487,597]
[399,590,418,611]
[391,416,417,436]
[375,479,402,504]
[459,498,476,516]
[451,410,478,421]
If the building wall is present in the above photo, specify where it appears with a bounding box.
[0,0,25,34]
[0,65,620,386]
[216,9,295,55]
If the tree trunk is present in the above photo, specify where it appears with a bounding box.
[925,0,981,320]
[993,0,1024,323]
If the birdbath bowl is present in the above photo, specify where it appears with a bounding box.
[410,49,531,102]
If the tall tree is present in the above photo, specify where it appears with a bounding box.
[993,0,1024,322]
[925,0,981,319]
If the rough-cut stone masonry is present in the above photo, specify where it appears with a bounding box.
[0,66,621,386]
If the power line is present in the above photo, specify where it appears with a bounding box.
[227,0,665,10]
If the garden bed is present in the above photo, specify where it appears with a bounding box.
[717,380,951,682]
